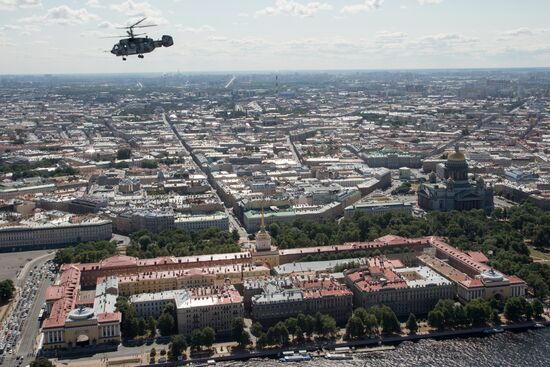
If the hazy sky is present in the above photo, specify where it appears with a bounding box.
[1,0,549,74]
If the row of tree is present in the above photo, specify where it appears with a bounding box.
[427,299,493,329]
[53,240,118,265]
[252,312,339,348]
[161,319,251,361]
[427,297,544,330]
[504,297,544,321]
[345,296,545,340]
[0,158,79,180]
[345,305,401,339]
[51,227,243,266]
[126,228,241,259]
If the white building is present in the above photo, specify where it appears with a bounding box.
[0,212,112,252]
[174,212,229,232]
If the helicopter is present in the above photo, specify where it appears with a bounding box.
[108,18,173,60]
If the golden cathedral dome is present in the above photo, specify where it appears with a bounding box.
[447,144,466,162]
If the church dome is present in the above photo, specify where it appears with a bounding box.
[447,151,466,161]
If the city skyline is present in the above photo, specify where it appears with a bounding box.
[1,0,550,74]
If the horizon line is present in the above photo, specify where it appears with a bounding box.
[2,66,550,77]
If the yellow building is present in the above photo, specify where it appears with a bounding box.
[251,207,280,267]
[117,264,270,297]
[43,274,121,350]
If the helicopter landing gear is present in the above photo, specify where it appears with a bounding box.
[138,54,144,59]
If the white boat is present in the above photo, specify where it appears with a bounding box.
[325,352,354,360]
[534,322,546,328]
[279,350,311,362]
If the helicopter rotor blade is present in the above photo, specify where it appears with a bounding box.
[116,18,146,29]
[129,17,147,28]
[101,35,128,39]
[115,18,157,29]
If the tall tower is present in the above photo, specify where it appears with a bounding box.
[255,207,272,252]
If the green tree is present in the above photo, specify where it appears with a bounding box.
[267,322,289,346]
[294,326,305,344]
[318,314,338,338]
[53,250,74,266]
[302,315,315,338]
[147,317,157,337]
[380,307,401,334]
[138,235,152,251]
[363,314,379,334]
[406,313,418,334]
[353,307,368,322]
[533,225,550,248]
[532,299,544,318]
[466,298,491,326]
[453,305,470,326]
[53,240,117,265]
[201,327,216,348]
[30,357,54,367]
[137,317,146,336]
[345,315,365,339]
[150,347,157,357]
[428,310,444,329]
[285,317,298,337]
[504,297,525,321]
[116,297,139,339]
[251,322,263,338]
[527,273,549,298]
[170,335,187,360]
[256,333,268,349]
[0,279,15,303]
[141,159,158,169]
[433,299,456,327]
[190,329,204,350]
[162,302,177,319]
[117,147,132,160]
[157,313,176,336]
[231,317,251,348]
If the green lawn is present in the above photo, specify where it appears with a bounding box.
[529,246,550,261]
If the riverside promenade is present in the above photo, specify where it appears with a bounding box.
[135,320,550,367]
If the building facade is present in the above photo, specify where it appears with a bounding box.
[344,261,454,316]
[0,217,112,252]
[42,273,121,350]
[176,286,244,336]
[418,145,494,214]
[249,276,353,325]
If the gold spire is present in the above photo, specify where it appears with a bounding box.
[260,206,266,232]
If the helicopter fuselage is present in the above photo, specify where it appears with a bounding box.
[110,35,173,59]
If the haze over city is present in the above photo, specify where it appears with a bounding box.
[1,0,550,74]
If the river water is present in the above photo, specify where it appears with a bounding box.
[222,329,550,367]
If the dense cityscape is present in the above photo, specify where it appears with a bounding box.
[0,70,548,367]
